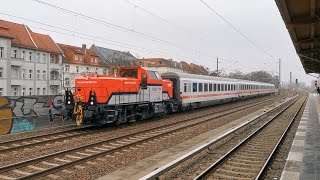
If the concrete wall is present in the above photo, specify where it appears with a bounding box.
[0,95,73,135]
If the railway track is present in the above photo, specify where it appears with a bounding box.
[140,95,305,180]
[195,95,306,180]
[0,96,277,155]
[0,96,280,179]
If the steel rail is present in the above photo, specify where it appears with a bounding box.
[0,95,273,147]
[0,96,280,178]
[254,96,307,179]
[139,95,298,180]
[193,96,305,180]
[0,97,275,155]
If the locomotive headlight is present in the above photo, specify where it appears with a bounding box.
[90,101,94,105]
[67,101,71,104]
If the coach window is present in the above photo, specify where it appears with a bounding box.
[217,84,220,91]
[188,83,192,92]
[204,83,208,92]
[225,84,228,91]
[228,84,230,91]
[221,84,224,91]
[209,83,213,91]
[184,83,187,93]
[199,83,203,92]
[193,83,197,92]
[214,84,217,91]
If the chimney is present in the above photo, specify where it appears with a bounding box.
[82,44,86,54]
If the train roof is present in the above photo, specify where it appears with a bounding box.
[161,72,275,86]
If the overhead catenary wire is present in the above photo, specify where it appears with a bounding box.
[121,0,240,61]
[30,0,232,62]
[199,0,275,59]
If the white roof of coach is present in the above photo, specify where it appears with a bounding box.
[161,72,275,87]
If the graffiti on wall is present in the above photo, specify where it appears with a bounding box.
[0,95,66,135]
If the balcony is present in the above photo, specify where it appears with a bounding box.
[50,80,60,86]
[50,63,61,71]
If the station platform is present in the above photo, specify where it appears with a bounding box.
[281,93,320,180]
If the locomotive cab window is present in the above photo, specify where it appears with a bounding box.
[147,70,161,80]
[120,69,138,78]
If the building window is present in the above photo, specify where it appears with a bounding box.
[22,88,26,96]
[29,88,33,95]
[76,66,79,73]
[22,51,26,60]
[13,87,17,96]
[37,70,40,79]
[21,69,26,79]
[42,71,46,80]
[65,65,70,72]
[42,54,46,63]
[79,55,83,61]
[13,50,18,58]
[11,66,19,79]
[0,67,3,78]
[36,53,40,62]
[37,88,40,95]
[29,52,32,61]
[91,57,94,62]
[75,55,78,61]
[43,88,46,95]
[95,58,98,63]
[0,47,4,58]
[65,78,70,85]
[29,70,33,79]
[50,55,54,63]
[0,88,3,96]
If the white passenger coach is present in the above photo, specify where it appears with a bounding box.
[161,72,276,109]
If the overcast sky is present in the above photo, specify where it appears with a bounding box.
[0,0,315,85]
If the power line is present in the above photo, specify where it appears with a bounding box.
[30,0,230,61]
[199,0,275,59]
[1,12,210,60]
[121,0,240,61]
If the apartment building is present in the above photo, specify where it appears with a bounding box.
[58,43,108,89]
[0,20,63,96]
[135,58,183,74]
[91,44,136,75]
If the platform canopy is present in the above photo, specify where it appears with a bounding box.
[275,0,320,74]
